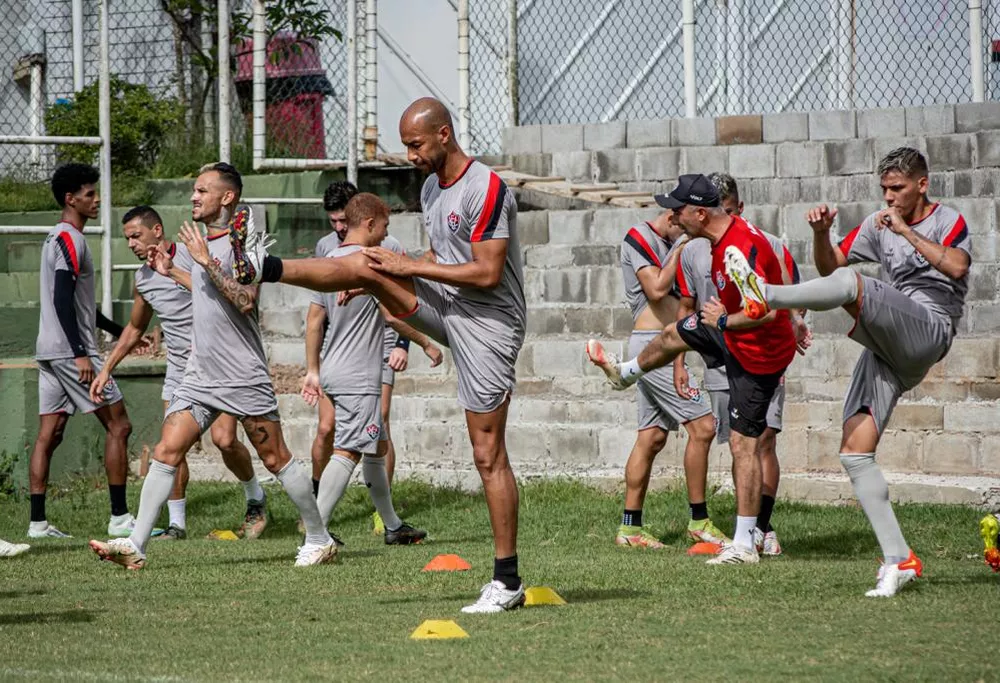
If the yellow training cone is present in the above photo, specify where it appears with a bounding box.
[524,586,566,606]
[206,529,239,541]
[410,620,469,640]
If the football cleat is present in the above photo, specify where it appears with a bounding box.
[0,539,30,557]
[865,550,922,597]
[980,514,1000,572]
[706,543,759,565]
[294,540,338,566]
[237,495,268,540]
[27,521,71,539]
[585,340,631,390]
[688,518,731,545]
[615,524,666,549]
[384,522,427,545]
[229,205,275,285]
[90,538,146,570]
[460,581,526,614]
[723,246,770,320]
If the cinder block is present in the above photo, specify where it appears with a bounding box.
[924,134,973,171]
[949,197,994,234]
[673,117,717,146]
[548,210,592,244]
[592,209,653,243]
[878,430,924,473]
[505,125,541,154]
[856,108,905,139]
[584,121,627,150]
[966,302,1000,334]
[762,112,809,143]
[729,144,776,178]
[905,104,956,136]
[741,204,780,234]
[903,380,969,403]
[966,264,999,303]
[510,153,552,177]
[956,101,1000,133]
[974,130,1000,167]
[776,142,824,178]
[980,435,1000,474]
[944,403,1000,432]
[820,175,881,203]
[626,119,672,148]
[806,430,842,471]
[716,115,762,145]
[524,245,574,268]
[532,340,587,378]
[884,404,944,431]
[518,211,549,245]
[779,202,819,241]
[636,147,681,181]
[943,338,998,379]
[551,151,593,181]
[571,245,618,266]
[515,399,569,424]
[680,146,729,175]
[564,305,614,335]
[823,139,873,176]
[541,270,588,303]
[593,149,637,182]
[952,170,974,196]
[970,381,1000,402]
[598,427,637,468]
[588,267,625,305]
[922,433,979,475]
[525,307,566,336]
[809,110,856,140]
[540,124,584,154]
[873,136,926,166]
[568,400,624,426]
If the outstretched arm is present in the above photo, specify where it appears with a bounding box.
[179,221,258,314]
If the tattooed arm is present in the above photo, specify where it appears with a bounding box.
[179,221,258,315]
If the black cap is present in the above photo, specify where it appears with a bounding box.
[654,174,720,209]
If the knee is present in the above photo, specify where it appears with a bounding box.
[109,416,133,441]
[637,428,668,453]
[314,418,335,443]
[471,440,504,474]
[213,430,239,454]
[661,323,682,346]
[257,447,288,474]
[688,415,716,444]
[153,441,183,467]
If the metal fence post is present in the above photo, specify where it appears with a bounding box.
[971,0,986,103]
[99,0,112,317]
[347,0,358,185]
[72,0,84,91]
[252,0,266,171]
[682,0,696,118]
[218,0,231,163]
[507,0,519,127]
[363,0,378,161]
[458,0,471,150]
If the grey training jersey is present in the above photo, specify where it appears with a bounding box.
[317,245,385,396]
[839,203,971,327]
[134,242,194,380]
[420,159,526,333]
[314,231,342,257]
[183,232,270,388]
[36,222,97,360]
[621,222,679,321]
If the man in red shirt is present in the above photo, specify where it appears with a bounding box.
[587,174,799,565]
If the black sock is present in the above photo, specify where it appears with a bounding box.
[622,508,642,527]
[689,501,708,521]
[30,493,46,522]
[758,494,776,534]
[261,255,283,283]
[312,478,320,497]
[109,484,128,517]
[493,554,521,591]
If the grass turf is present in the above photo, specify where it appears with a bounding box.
[0,479,995,682]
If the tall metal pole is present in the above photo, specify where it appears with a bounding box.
[971,0,986,102]
[363,0,378,161]
[252,0,266,170]
[507,0,519,127]
[347,0,358,185]
[458,0,471,150]
[218,0,231,163]
[682,0,697,118]
[72,0,85,91]
[99,0,112,317]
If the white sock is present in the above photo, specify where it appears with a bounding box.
[620,357,645,383]
[734,515,757,550]
[275,459,331,546]
[316,455,357,527]
[362,455,403,531]
[167,498,187,529]
[130,461,177,554]
[241,475,265,503]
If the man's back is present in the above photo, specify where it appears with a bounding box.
[37,223,97,360]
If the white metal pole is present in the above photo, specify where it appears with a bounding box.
[72,0,84,91]
[834,0,853,109]
[347,0,358,185]
[682,0,696,118]
[971,0,986,102]
[458,0,471,149]
[507,0,518,127]
[218,0,231,163]
[99,0,112,318]
[363,0,378,161]
[30,63,43,166]
[252,0,266,170]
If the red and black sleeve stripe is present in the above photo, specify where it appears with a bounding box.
[838,226,861,258]
[676,257,691,297]
[782,246,801,284]
[943,215,968,247]
[623,228,662,268]
[55,231,80,275]
[470,173,508,242]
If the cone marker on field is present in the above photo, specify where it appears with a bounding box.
[687,541,722,556]
[524,586,566,606]
[206,529,239,541]
[410,620,469,640]
[422,554,472,571]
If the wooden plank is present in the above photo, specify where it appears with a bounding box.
[520,176,566,184]
[490,164,512,172]
[567,182,618,194]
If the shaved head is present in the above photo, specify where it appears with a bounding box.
[400,97,454,135]
[399,97,464,175]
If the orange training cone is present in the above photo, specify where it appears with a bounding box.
[687,541,722,556]
[423,554,472,571]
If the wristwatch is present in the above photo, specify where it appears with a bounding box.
[717,313,728,333]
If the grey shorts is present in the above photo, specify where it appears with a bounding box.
[331,393,386,454]
[381,360,395,387]
[709,382,785,444]
[165,380,280,434]
[630,331,712,432]
[843,275,952,434]
[38,356,123,415]
[403,278,523,413]
[162,366,183,403]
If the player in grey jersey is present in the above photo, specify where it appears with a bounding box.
[91,205,269,541]
[724,147,971,597]
[229,98,528,614]
[89,163,335,569]
[29,163,135,540]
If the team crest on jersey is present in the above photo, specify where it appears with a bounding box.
[715,271,726,290]
[366,423,381,440]
[683,315,698,331]
[447,211,461,232]
[103,378,118,397]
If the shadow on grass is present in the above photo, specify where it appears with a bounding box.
[778,530,876,559]
[929,573,999,586]
[0,589,45,599]
[375,592,477,606]
[0,609,94,625]
[560,588,651,603]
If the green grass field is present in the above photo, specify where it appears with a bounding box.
[0,479,995,682]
